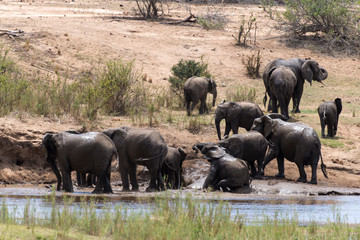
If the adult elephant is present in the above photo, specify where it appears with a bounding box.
[266,66,297,119]
[215,101,263,140]
[103,127,168,192]
[263,58,328,113]
[201,144,250,192]
[193,131,268,178]
[184,76,217,116]
[42,131,117,193]
[161,147,186,189]
[251,115,328,184]
[318,98,342,138]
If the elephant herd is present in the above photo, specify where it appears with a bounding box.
[42,58,343,194]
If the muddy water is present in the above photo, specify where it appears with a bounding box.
[0,187,359,225]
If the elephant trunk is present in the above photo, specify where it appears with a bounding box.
[48,157,62,191]
[212,89,217,107]
[215,118,222,140]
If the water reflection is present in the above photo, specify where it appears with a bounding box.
[0,189,359,225]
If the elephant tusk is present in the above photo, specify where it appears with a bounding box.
[319,80,327,87]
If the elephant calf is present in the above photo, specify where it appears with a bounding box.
[318,98,342,138]
[201,144,250,192]
[161,147,186,189]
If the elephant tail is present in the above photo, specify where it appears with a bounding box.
[263,91,268,108]
[135,146,168,164]
[320,152,328,178]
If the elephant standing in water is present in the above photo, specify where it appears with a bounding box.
[318,98,342,138]
[161,147,186,189]
[201,144,250,192]
[266,66,297,119]
[263,58,328,113]
[184,76,217,116]
[42,131,117,193]
[251,115,328,184]
[103,127,168,192]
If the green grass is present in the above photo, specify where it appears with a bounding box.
[0,192,359,239]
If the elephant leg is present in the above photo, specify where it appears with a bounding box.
[334,120,338,136]
[224,122,232,138]
[275,156,285,178]
[218,179,236,192]
[93,174,104,193]
[270,96,278,113]
[294,153,307,182]
[248,161,257,178]
[328,123,334,137]
[119,165,130,192]
[62,170,73,192]
[262,147,277,172]
[146,166,158,192]
[310,155,319,184]
[157,167,165,191]
[230,120,239,135]
[320,119,326,138]
[186,100,191,116]
[292,85,303,113]
[128,163,139,191]
[103,173,113,193]
[257,157,265,177]
[175,171,181,189]
[190,99,199,113]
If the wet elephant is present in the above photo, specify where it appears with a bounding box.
[103,127,168,192]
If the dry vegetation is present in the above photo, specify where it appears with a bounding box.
[0,0,359,190]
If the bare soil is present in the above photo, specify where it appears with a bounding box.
[0,0,360,195]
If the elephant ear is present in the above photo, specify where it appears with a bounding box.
[42,133,57,160]
[262,115,274,139]
[201,144,226,160]
[103,128,128,150]
[301,60,318,85]
[207,78,216,92]
[267,67,277,80]
[334,98,342,115]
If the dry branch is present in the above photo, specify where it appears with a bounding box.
[0,29,25,39]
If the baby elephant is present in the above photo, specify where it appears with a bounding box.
[161,147,186,189]
[318,98,342,138]
[201,144,250,192]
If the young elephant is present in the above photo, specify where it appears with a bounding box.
[161,147,186,189]
[103,127,168,192]
[317,98,342,138]
[251,115,328,184]
[201,144,250,192]
[193,131,268,178]
[42,131,117,193]
[184,76,217,116]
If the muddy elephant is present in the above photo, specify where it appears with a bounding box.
[266,66,297,119]
[251,115,328,184]
[215,101,263,140]
[263,58,328,113]
[103,127,168,192]
[184,76,217,116]
[42,131,117,193]
[201,144,250,192]
[194,131,268,178]
[161,147,186,189]
[318,98,342,138]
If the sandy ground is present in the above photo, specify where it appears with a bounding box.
[0,0,360,196]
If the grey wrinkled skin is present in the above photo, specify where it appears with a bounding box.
[214,101,263,140]
[161,147,186,189]
[103,127,168,192]
[194,131,268,178]
[263,58,328,113]
[251,115,328,184]
[42,131,117,193]
[184,76,217,116]
[317,98,342,138]
[201,144,250,192]
[267,66,297,119]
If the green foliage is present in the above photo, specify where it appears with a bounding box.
[168,58,212,103]
[233,13,258,47]
[264,0,360,54]
[197,15,227,30]
[226,86,257,103]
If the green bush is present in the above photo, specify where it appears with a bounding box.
[267,0,360,54]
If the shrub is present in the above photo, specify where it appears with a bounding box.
[226,86,257,103]
[232,13,258,47]
[242,50,261,79]
[168,58,212,98]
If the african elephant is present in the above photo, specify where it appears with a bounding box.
[193,131,268,178]
[318,98,342,138]
[266,66,297,119]
[184,76,217,116]
[103,127,168,192]
[263,58,328,113]
[201,144,250,192]
[42,131,117,193]
[215,101,263,140]
[161,147,186,189]
[251,115,328,184]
